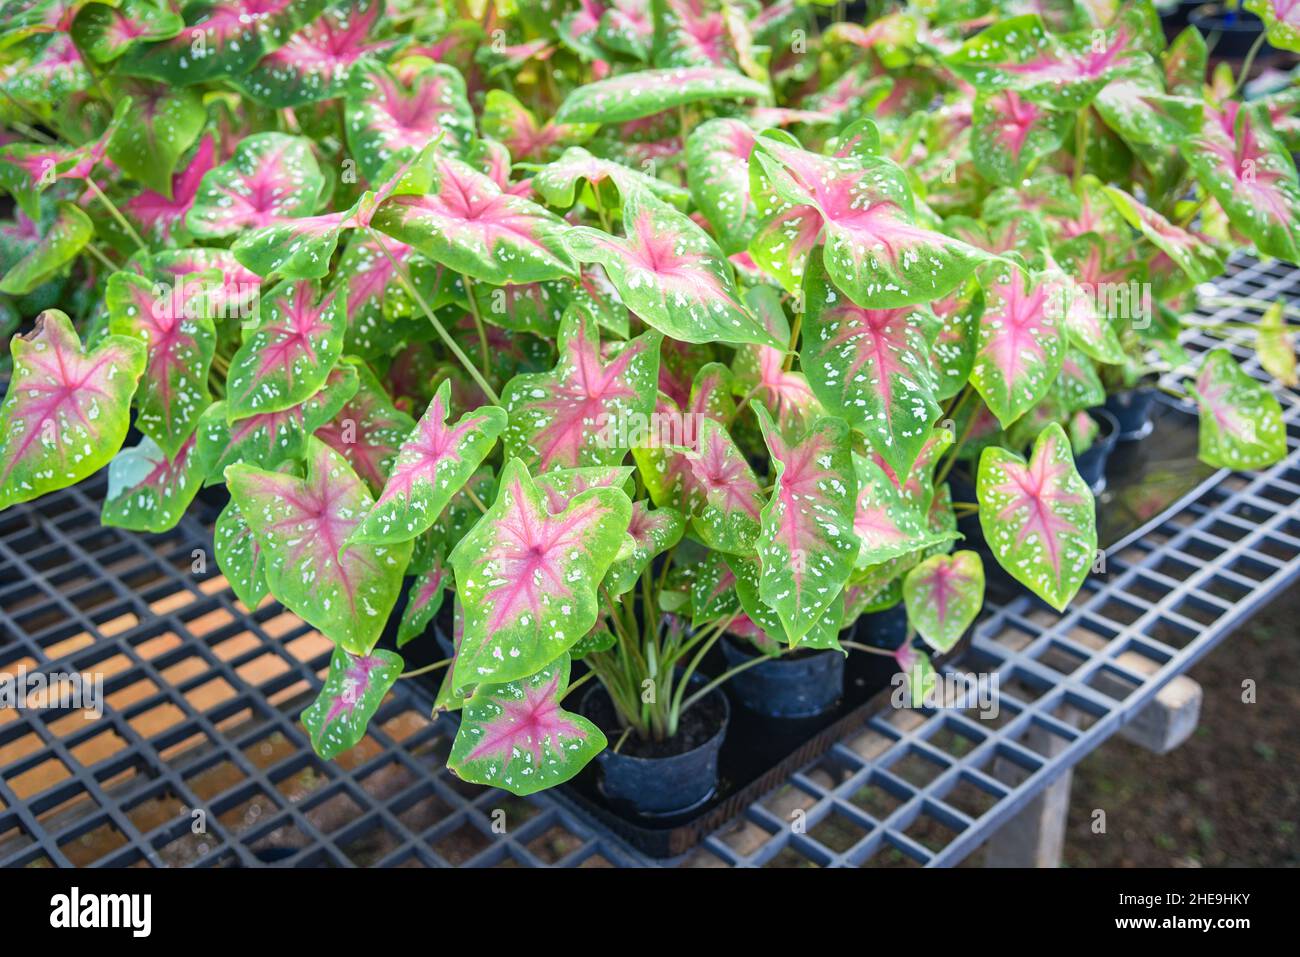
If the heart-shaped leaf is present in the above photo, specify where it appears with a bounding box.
[0,203,92,296]
[301,645,404,759]
[0,311,145,510]
[853,452,956,569]
[70,0,185,63]
[970,263,1066,429]
[1188,349,1287,470]
[554,66,770,124]
[903,550,984,653]
[237,0,389,107]
[564,190,780,348]
[750,136,985,309]
[106,270,215,456]
[345,58,475,180]
[1101,184,1224,284]
[449,457,632,689]
[500,308,660,472]
[348,380,507,545]
[1245,0,1300,53]
[102,432,216,532]
[118,0,324,85]
[755,406,859,644]
[971,90,1070,186]
[977,422,1096,611]
[372,152,577,284]
[197,365,358,482]
[687,416,764,554]
[187,132,325,239]
[226,437,412,654]
[482,89,595,163]
[448,654,606,795]
[225,279,346,419]
[1257,300,1298,388]
[1181,102,1300,262]
[604,500,684,596]
[214,493,269,610]
[312,360,414,493]
[945,13,1149,109]
[803,250,943,482]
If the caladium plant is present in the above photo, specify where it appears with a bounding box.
[0,0,1294,801]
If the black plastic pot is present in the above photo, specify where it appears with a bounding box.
[1074,408,1120,495]
[719,635,845,718]
[1104,386,1159,441]
[1189,5,1267,59]
[1159,0,1205,35]
[583,680,729,818]
[856,602,909,650]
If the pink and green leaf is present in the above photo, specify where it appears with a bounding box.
[853,452,956,569]
[70,0,185,63]
[186,132,325,238]
[755,406,859,644]
[237,0,389,107]
[728,552,845,651]
[803,250,943,481]
[564,190,780,347]
[101,433,217,533]
[1187,349,1287,470]
[0,203,92,296]
[106,270,215,456]
[1245,0,1300,53]
[372,153,577,285]
[482,89,596,163]
[930,280,982,401]
[348,379,507,545]
[902,550,984,653]
[397,553,448,648]
[106,81,206,196]
[971,90,1069,186]
[554,66,770,125]
[226,437,412,654]
[125,135,216,242]
[687,416,764,555]
[970,264,1066,429]
[301,645,403,759]
[977,422,1096,611]
[345,59,475,180]
[214,492,270,610]
[0,311,146,510]
[500,308,660,472]
[1101,184,1224,284]
[685,118,759,254]
[448,654,606,795]
[448,457,632,690]
[225,279,346,418]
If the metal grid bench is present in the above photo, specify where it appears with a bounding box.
[1,254,1297,868]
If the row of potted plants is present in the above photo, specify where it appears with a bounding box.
[0,0,1295,815]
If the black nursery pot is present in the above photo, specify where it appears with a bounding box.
[1074,408,1120,495]
[719,635,845,718]
[1189,5,1267,59]
[1104,386,1159,441]
[582,680,729,818]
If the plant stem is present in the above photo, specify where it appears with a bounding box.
[84,242,118,273]
[679,650,774,713]
[841,640,898,657]
[85,177,148,255]
[1073,108,1088,187]
[398,657,452,679]
[560,669,596,702]
[463,485,489,514]
[591,185,612,233]
[935,386,977,486]
[369,229,502,405]
[460,274,492,379]
[782,310,802,373]
[1231,31,1268,99]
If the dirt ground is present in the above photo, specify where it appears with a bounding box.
[1063,588,1300,868]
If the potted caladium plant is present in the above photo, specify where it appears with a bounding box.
[0,0,1294,818]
